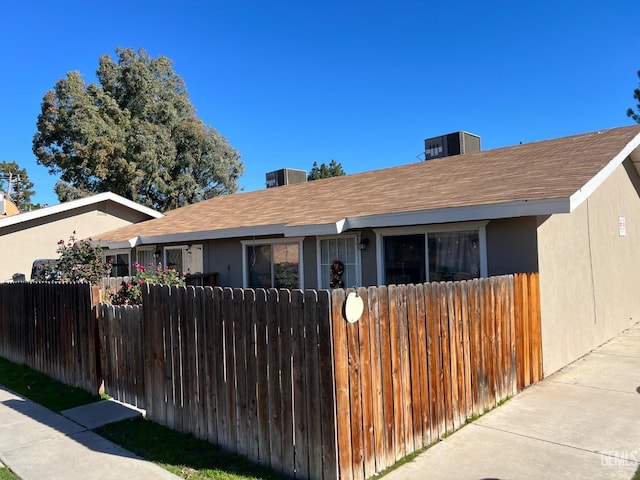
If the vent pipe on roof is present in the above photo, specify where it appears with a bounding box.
[424,131,481,160]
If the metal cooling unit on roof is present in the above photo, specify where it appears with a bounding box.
[424,131,481,160]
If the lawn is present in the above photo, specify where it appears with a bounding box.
[0,356,283,480]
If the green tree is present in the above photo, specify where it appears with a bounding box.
[0,160,39,211]
[307,159,346,181]
[33,48,243,212]
[627,70,640,123]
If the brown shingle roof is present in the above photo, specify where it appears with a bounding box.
[95,125,640,244]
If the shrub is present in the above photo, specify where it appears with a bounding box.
[32,233,111,284]
[109,261,185,305]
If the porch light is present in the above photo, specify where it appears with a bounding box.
[359,238,369,250]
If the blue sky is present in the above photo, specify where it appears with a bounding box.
[1,1,638,207]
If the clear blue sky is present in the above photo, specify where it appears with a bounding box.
[1,0,638,207]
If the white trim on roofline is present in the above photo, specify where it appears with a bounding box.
[0,191,162,228]
[569,132,640,211]
[343,197,571,231]
[97,197,572,248]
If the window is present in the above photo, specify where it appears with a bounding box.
[428,230,480,281]
[384,234,426,285]
[318,236,360,289]
[104,250,130,277]
[136,247,156,269]
[164,245,203,275]
[375,223,487,285]
[242,239,303,289]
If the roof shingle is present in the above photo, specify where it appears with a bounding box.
[95,125,640,244]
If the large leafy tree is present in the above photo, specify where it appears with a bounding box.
[33,48,243,212]
[307,159,346,181]
[0,160,38,211]
[627,70,640,123]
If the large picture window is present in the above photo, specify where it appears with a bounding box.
[376,223,486,285]
[243,240,302,289]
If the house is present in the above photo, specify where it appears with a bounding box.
[94,125,640,375]
[0,192,20,218]
[0,192,162,282]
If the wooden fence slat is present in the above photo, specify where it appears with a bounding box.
[356,287,375,479]
[407,284,424,449]
[317,289,338,480]
[243,289,259,463]
[254,288,271,466]
[266,289,283,471]
[223,287,238,451]
[292,289,310,479]
[331,288,353,480]
[207,287,222,446]
[377,285,395,469]
[233,288,249,453]
[304,289,323,480]
[346,289,364,480]
[366,286,386,471]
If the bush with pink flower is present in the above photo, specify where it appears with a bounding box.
[109,261,185,305]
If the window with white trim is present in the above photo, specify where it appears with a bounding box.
[318,236,360,289]
[164,245,203,275]
[376,223,486,285]
[104,250,131,277]
[242,239,303,289]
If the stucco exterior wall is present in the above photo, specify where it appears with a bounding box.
[203,239,244,287]
[486,217,539,276]
[0,203,150,282]
[537,159,640,375]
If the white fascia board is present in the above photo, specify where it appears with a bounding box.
[569,132,640,212]
[344,198,570,230]
[96,237,141,249]
[283,218,346,237]
[0,191,162,228]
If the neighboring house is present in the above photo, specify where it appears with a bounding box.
[0,193,20,218]
[94,125,640,375]
[0,192,162,282]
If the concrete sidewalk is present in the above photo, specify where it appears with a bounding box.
[384,322,640,480]
[0,388,179,479]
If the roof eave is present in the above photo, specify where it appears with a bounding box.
[344,198,571,230]
[571,131,640,211]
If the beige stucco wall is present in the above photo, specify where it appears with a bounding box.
[537,159,640,375]
[0,203,152,282]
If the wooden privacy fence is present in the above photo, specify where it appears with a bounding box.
[0,282,100,394]
[0,274,541,480]
[331,273,542,480]
[96,273,541,480]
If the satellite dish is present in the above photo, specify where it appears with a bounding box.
[344,291,364,323]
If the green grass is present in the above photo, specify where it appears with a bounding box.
[0,467,19,480]
[0,356,284,479]
[633,463,640,480]
[96,419,284,480]
[0,356,101,412]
